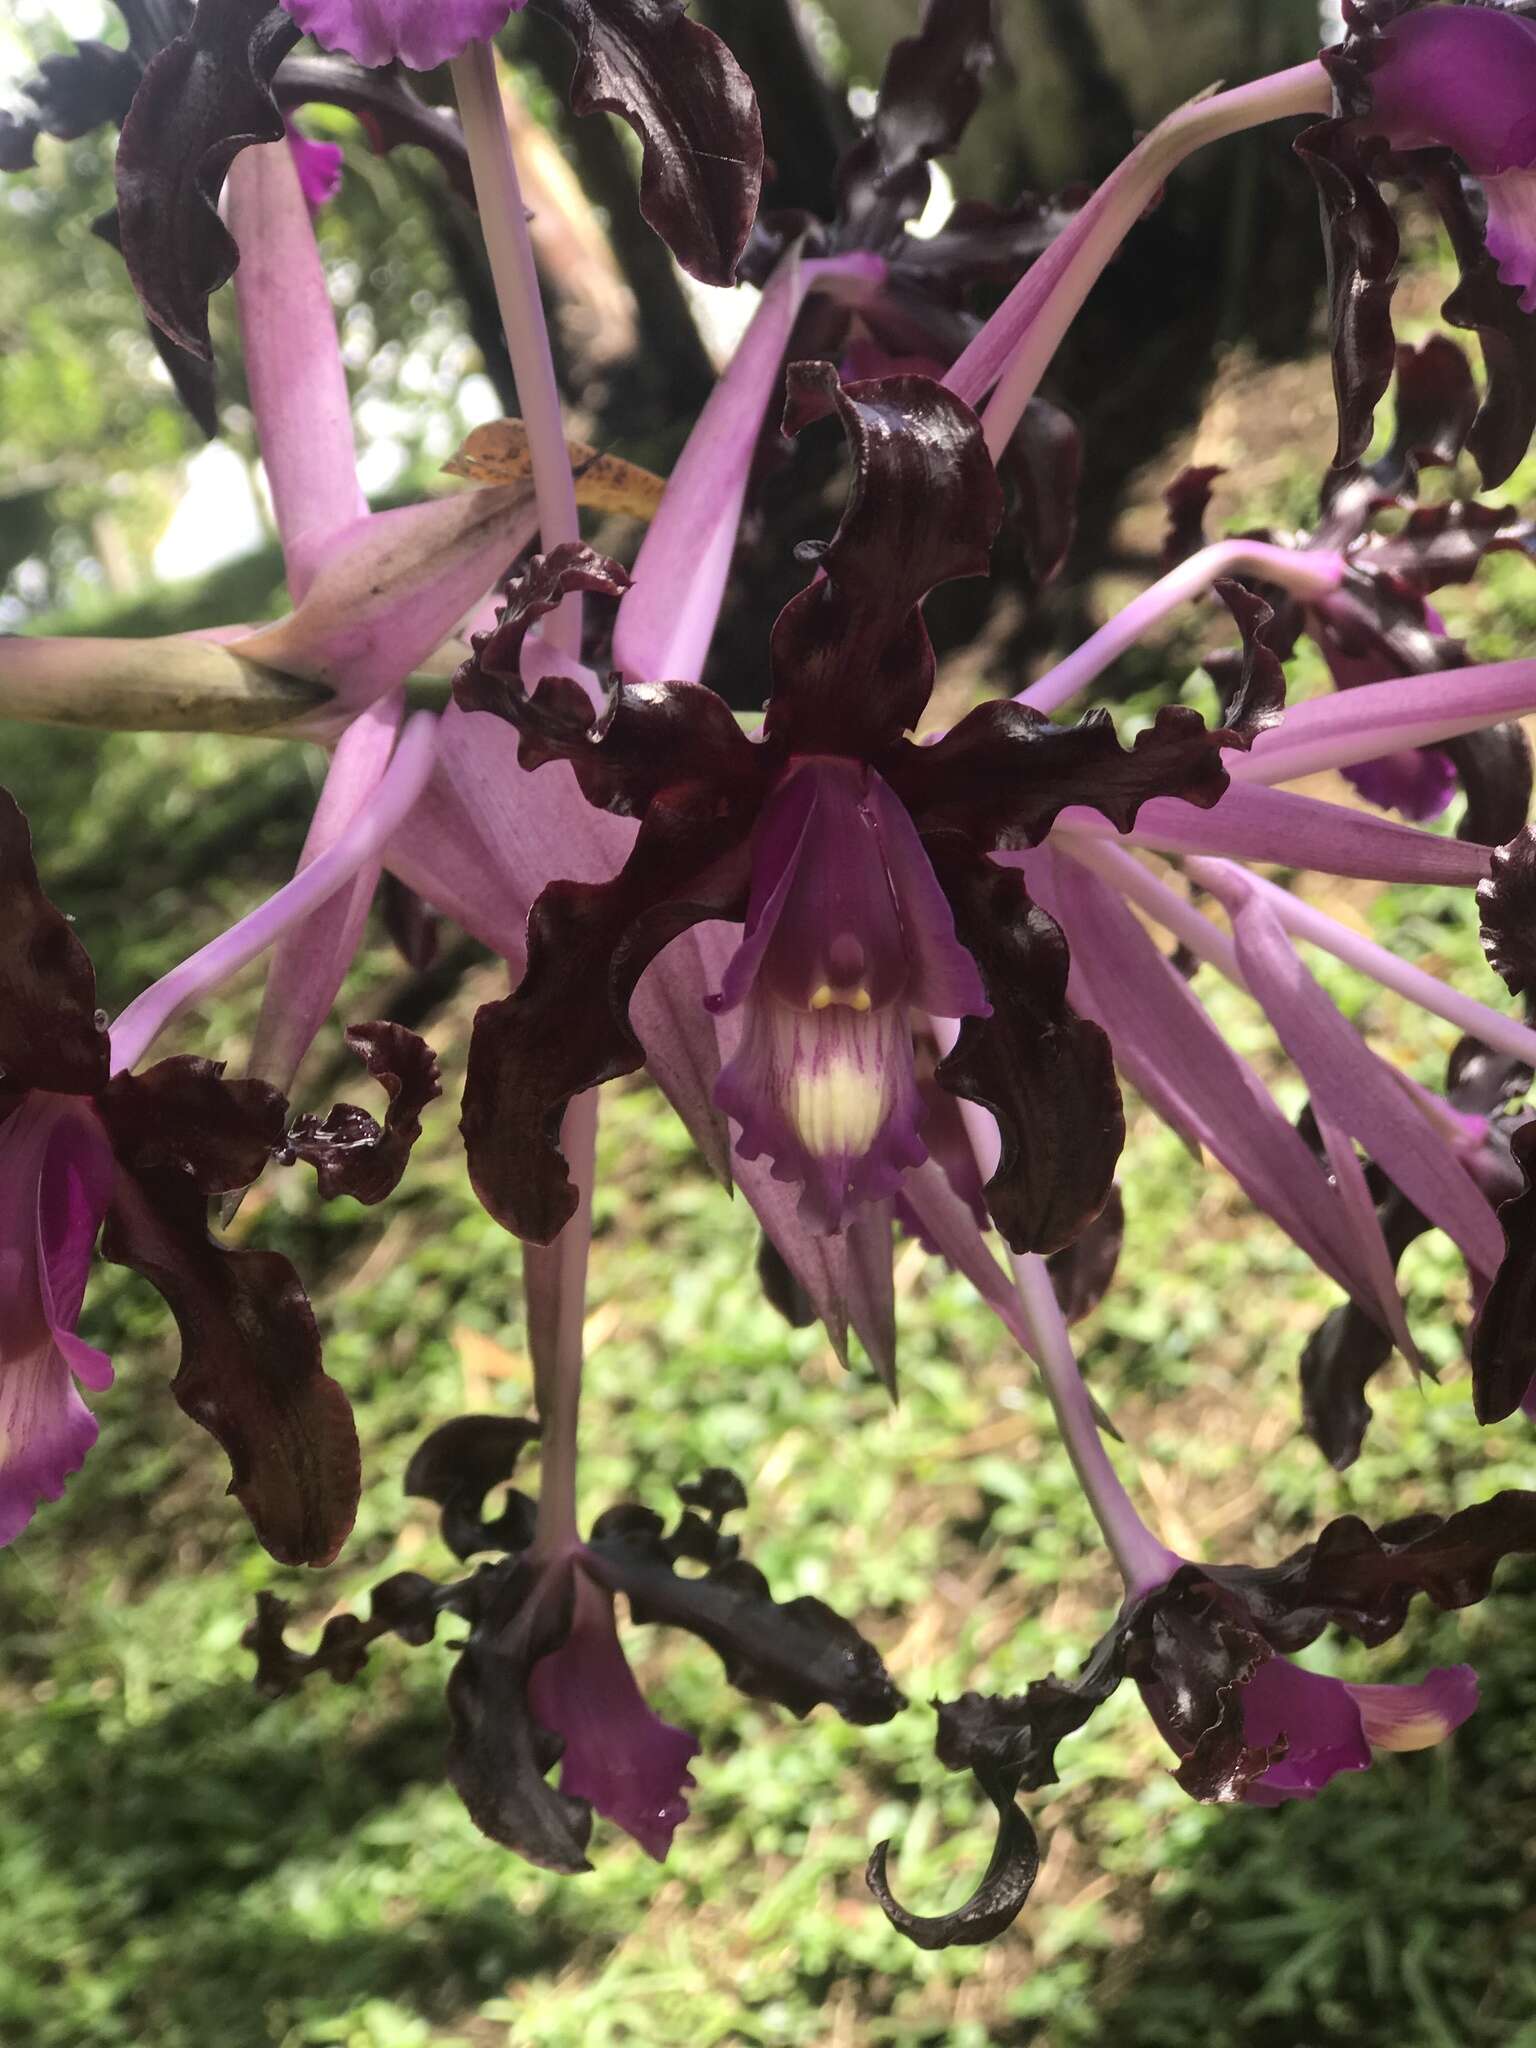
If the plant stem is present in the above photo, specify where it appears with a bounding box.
[528,1089,601,1555]
[451,39,582,657]
[946,61,1332,459]
[108,712,440,1073]
[1019,543,1345,715]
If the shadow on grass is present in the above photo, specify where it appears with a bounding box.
[2,1678,589,2048]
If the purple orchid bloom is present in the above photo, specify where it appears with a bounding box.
[869,1254,1518,1949]
[1300,0,1536,485]
[0,725,441,1561]
[1355,2,1536,312]
[450,364,1301,1256]
[281,0,524,72]
[286,122,344,209]
[249,1419,902,1871]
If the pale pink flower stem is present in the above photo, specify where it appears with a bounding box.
[1011,1252,1180,1596]
[451,40,582,657]
[1020,545,1347,716]
[947,62,1332,460]
[1184,854,1536,1070]
[529,1089,600,1556]
[935,1016,1176,1593]
[108,712,440,1073]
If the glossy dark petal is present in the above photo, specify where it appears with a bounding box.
[404,1412,542,1560]
[0,39,141,170]
[1204,580,1289,739]
[1376,334,1480,485]
[462,798,754,1242]
[96,1055,286,1191]
[1417,154,1536,489]
[1208,1490,1536,1651]
[1136,1574,1283,1804]
[0,787,109,1096]
[1294,114,1401,473]
[889,700,1238,852]
[584,1497,905,1724]
[866,1763,1040,1951]
[246,1573,466,1695]
[1470,1124,1536,1423]
[1477,826,1536,998]
[929,842,1122,1256]
[890,190,1081,297]
[868,1624,1126,1950]
[100,1163,359,1567]
[116,0,301,356]
[445,1559,595,1872]
[1047,1182,1124,1324]
[1444,722,1534,847]
[275,55,474,204]
[379,872,440,972]
[284,1021,441,1205]
[91,209,220,438]
[1364,498,1536,593]
[756,1231,817,1328]
[526,0,763,287]
[1159,463,1224,573]
[1001,395,1082,587]
[835,0,998,250]
[457,545,764,817]
[767,365,1003,757]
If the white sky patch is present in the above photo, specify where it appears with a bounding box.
[153,442,266,583]
[678,271,763,372]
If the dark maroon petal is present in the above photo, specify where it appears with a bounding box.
[455,543,765,818]
[1415,154,1536,489]
[1207,1491,1536,1651]
[1477,826,1536,1000]
[766,365,1003,758]
[96,1056,287,1192]
[929,843,1122,1256]
[525,0,764,287]
[889,700,1234,853]
[1046,1182,1124,1325]
[274,54,474,205]
[0,788,109,1097]
[584,1494,904,1725]
[1443,723,1533,847]
[1470,1123,1536,1423]
[379,873,440,973]
[404,1411,541,1560]
[462,799,755,1242]
[868,1624,1127,1950]
[0,38,141,170]
[1203,580,1289,739]
[890,189,1082,297]
[1000,396,1082,588]
[834,0,998,251]
[1132,1573,1282,1804]
[1300,1184,1426,1469]
[116,0,301,356]
[445,1558,595,1873]
[90,207,221,439]
[1158,464,1224,573]
[1293,113,1401,473]
[1364,497,1535,594]
[246,1573,466,1696]
[100,1164,359,1567]
[1377,334,1480,484]
[284,1021,441,1205]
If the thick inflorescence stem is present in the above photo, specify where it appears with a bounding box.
[1235,660,1536,785]
[527,1089,601,1556]
[451,39,582,657]
[108,712,441,1072]
[1020,544,1346,716]
[1010,1251,1180,1597]
[946,62,1332,460]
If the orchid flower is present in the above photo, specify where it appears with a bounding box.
[247,1413,904,1871]
[869,1252,1520,1950]
[1300,0,1536,486]
[0,720,440,1562]
[1158,342,1536,833]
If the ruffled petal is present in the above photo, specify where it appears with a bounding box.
[1362,7,1536,177]
[527,1571,698,1861]
[280,0,519,72]
[0,1095,116,1545]
[1483,169,1536,316]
